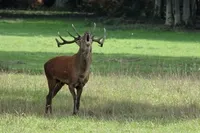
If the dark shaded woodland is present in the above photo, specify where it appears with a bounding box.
[1,0,200,28]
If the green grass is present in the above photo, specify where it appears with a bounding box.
[1,17,200,132]
[0,18,200,75]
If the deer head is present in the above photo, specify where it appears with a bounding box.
[55,23,106,51]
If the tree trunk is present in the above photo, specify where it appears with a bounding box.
[160,0,165,19]
[182,0,190,25]
[76,0,81,6]
[165,0,173,26]
[54,0,66,8]
[154,0,162,17]
[190,0,197,23]
[174,0,181,25]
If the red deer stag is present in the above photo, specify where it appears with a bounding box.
[44,24,106,115]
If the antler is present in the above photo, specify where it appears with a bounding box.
[55,24,80,47]
[92,28,106,47]
[91,23,96,35]
[72,24,81,37]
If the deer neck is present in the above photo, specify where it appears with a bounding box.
[75,48,92,75]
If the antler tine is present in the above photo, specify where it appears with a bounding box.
[94,23,96,30]
[55,32,77,47]
[72,24,81,37]
[92,28,106,47]
[67,30,79,40]
[93,23,96,32]
[103,28,106,39]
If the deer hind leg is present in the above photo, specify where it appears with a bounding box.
[45,79,63,114]
[52,81,64,98]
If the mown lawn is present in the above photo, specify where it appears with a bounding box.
[1,15,200,133]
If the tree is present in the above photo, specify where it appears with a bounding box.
[182,0,190,25]
[154,0,162,17]
[43,0,56,7]
[190,0,197,24]
[54,0,66,8]
[165,0,173,26]
[174,0,181,25]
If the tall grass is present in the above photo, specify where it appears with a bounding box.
[1,63,200,120]
[1,72,200,132]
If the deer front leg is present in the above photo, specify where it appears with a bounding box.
[76,86,83,111]
[69,85,77,115]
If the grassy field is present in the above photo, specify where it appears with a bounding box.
[1,15,200,132]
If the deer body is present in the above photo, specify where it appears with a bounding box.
[44,24,105,115]
[44,52,91,87]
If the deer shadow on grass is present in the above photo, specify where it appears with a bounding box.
[80,99,200,122]
[1,88,200,124]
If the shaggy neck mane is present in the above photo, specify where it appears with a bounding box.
[76,48,92,75]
